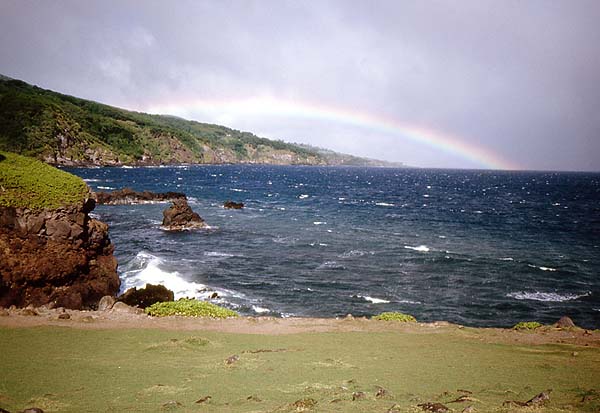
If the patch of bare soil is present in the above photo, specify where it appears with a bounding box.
[0,306,598,347]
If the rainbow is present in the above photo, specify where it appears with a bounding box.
[141,97,519,170]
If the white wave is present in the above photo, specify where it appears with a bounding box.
[375,202,395,207]
[230,188,247,192]
[121,165,133,169]
[404,245,430,252]
[299,194,310,199]
[359,295,390,304]
[313,221,327,225]
[507,291,590,302]
[83,178,102,182]
[97,186,114,190]
[204,251,235,258]
[120,252,206,299]
[341,250,374,258]
[252,305,270,314]
[499,257,514,261]
[89,212,101,219]
[338,197,346,201]
[397,299,422,305]
[317,261,345,270]
[528,264,557,272]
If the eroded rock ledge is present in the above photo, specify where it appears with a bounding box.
[95,188,186,205]
[0,198,120,309]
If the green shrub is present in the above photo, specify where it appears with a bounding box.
[145,298,239,318]
[372,312,417,322]
[513,321,543,330]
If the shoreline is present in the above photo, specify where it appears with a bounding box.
[1,306,599,348]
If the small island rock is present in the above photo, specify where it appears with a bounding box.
[223,201,244,209]
[162,200,207,231]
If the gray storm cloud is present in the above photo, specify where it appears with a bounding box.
[1,0,599,170]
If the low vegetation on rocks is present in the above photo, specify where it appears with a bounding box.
[372,311,417,322]
[513,321,544,330]
[145,298,239,318]
[0,151,88,209]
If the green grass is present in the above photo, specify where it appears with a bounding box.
[372,312,417,322]
[0,151,88,209]
[145,299,239,318]
[0,326,598,412]
[514,321,544,330]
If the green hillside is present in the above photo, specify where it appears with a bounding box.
[0,76,399,167]
[0,151,88,209]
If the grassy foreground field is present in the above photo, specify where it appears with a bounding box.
[1,320,599,412]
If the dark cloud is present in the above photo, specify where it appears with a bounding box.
[1,0,599,170]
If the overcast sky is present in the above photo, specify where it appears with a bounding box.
[1,0,599,170]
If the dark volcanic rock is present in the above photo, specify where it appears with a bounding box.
[118,284,174,309]
[95,188,186,205]
[223,201,244,209]
[0,199,120,310]
[162,199,207,231]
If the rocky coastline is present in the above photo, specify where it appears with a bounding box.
[0,197,120,309]
[95,188,186,205]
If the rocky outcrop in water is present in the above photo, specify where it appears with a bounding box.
[162,199,207,231]
[0,198,120,309]
[95,188,186,205]
[223,201,244,209]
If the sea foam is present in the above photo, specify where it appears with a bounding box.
[404,245,430,252]
[507,291,590,302]
[359,295,390,304]
[120,252,207,299]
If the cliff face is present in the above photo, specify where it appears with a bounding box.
[0,198,120,309]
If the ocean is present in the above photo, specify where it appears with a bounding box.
[66,165,600,328]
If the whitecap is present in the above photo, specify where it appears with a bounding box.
[340,250,374,258]
[252,305,270,314]
[313,221,327,225]
[499,257,514,261]
[299,194,310,199]
[97,186,114,190]
[317,261,345,270]
[89,213,101,219]
[507,291,590,302]
[357,295,390,304]
[397,299,422,305]
[375,202,395,207]
[404,245,430,252]
[528,264,557,272]
[204,251,235,258]
[230,188,247,192]
[83,178,102,182]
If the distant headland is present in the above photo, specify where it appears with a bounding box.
[0,75,404,168]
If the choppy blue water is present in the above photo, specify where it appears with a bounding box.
[67,165,600,328]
